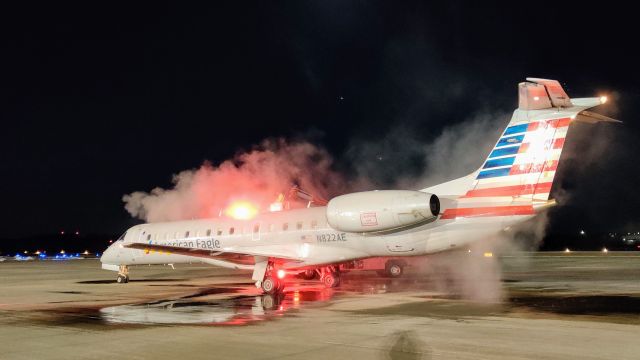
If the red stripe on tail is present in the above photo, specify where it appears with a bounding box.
[463,182,553,198]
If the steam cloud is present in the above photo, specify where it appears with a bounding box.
[123,139,348,222]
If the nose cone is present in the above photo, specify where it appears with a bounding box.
[100,244,118,264]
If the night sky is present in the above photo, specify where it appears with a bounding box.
[1,2,638,243]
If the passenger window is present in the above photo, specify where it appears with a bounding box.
[229,227,235,235]
[206,229,212,237]
[185,231,190,238]
[268,224,274,232]
[311,220,318,229]
[282,223,288,231]
[253,224,260,233]
[146,234,151,241]
[296,221,303,230]
[217,229,223,236]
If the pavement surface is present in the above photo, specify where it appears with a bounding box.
[1,251,639,359]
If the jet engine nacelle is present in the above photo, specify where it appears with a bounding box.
[326,190,440,233]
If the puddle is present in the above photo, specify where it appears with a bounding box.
[100,289,334,326]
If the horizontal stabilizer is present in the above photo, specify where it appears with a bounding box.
[574,110,621,124]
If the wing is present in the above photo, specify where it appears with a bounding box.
[123,242,304,266]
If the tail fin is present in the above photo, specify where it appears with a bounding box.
[429,78,618,219]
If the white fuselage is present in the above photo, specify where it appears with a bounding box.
[100,202,531,271]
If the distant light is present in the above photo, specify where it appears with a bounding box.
[277,269,286,279]
[35,250,41,255]
[579,230,585,235]
[467,249,472,253]
[95,253,101,257]
[600,95,608,104]
[60,250,65,254]
[60,231,65,235]
[533,96,540,101]
[75,231,79,235]
[602,247,609,253]
[23,250,28,254]
[109,240,113,243]
[269,202,283,212]
[565,248,571,253]
[483,252,493,258]
[83,250,89,255]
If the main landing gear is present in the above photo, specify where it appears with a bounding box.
[318,266,341,289]
[116,265,129,284]
[258,262,342,294]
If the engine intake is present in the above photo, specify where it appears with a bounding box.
[326,190,440,233]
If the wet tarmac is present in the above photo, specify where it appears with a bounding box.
[1,252,640,359]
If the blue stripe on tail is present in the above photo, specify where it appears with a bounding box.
[483,156,516,169]
[477,167,511,179]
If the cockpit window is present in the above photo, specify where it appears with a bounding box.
[117,231,127,241]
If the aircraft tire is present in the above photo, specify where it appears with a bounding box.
[116,275,128,284]
[323,272,340,288]
[261,277,280,294]
[386,262,404,278]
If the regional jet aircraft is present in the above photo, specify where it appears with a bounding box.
[101,78,618,294]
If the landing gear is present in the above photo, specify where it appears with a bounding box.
[261,276,281,294]
[259,262,287,294]
[319,266,341,288]
[322,272,340,288]
[386,261,404,278]
[300,269,317,280]
[378,260,405,278]
[116,265,129,284]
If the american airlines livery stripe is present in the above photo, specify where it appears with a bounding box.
[483,156,516,169]
[502,117,571,136]
[477,160,559,179]
[489,146,520,158]
[496,134,525,147]
[441,205,535,219]
[477,167,511,179]
[503,123,529,136]
[518,138,565,153]
[462,182,553,198]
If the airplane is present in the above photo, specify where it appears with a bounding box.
[100,78,619,294]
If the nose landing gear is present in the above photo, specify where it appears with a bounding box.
[116,265,129,284]
[261,276,285,294]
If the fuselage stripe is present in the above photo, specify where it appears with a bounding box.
[441,205,535,219]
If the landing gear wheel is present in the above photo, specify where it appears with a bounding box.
[386,262,404,278]
[323,272,340,288]
[116,275,129,284]
[261,276,281,294]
